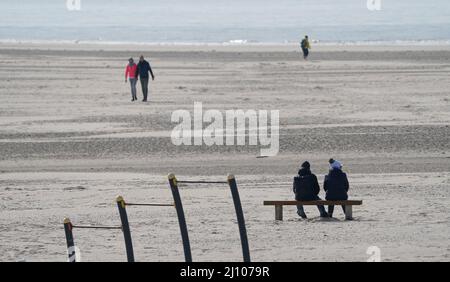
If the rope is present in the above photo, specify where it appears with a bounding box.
[72,225,122,230]
[125,203,174,207]
[178,181,228,184]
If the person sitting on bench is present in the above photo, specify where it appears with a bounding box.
[324,159,350,218]
[293,161,329,219]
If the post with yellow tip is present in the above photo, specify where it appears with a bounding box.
[227,174,251,262]
[63,218,76,263]
[168,173,192,262]
[116,196,135,262]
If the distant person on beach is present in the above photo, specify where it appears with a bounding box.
[293,161,329,219]
[324,159,350,218]
[136,55,155,102]
[125,58,138,101]
[300,35,311,60]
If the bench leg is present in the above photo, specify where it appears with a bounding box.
[275,205,283,221]
[345,205,353,220]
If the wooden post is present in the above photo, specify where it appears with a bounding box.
[227,174,251,262]
[275,205,283,221]
[168,173,192,262]
[345,205,353,220]
[63,218,76,263]
[116,196,135,262]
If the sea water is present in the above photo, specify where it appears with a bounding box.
[0,0,449,45]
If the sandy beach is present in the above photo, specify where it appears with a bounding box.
[0,43,449,262]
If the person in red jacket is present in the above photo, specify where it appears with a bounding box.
[125,58,138,101]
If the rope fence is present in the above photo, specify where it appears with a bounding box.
[63,173,251,263]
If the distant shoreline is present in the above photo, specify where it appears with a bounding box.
[2,41,450,52]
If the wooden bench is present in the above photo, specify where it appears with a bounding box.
[263,200,363,221]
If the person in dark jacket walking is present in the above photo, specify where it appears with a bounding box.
[293,161,328,219]
[324,159,350,218]
[136,55,155,102]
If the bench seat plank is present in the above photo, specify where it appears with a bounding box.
[264,200,362,221]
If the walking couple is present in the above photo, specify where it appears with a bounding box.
[125,55,155,102]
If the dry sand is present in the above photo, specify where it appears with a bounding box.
[0,43,449,262]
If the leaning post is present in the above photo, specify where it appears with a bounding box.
[116,196,135,262]
[168,173,192,262]
[63,218,77,263]
[227,174,251,262]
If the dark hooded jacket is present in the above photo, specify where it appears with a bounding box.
[293,168,320,201]
[136,60,154,79]
[324,169,349,200]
